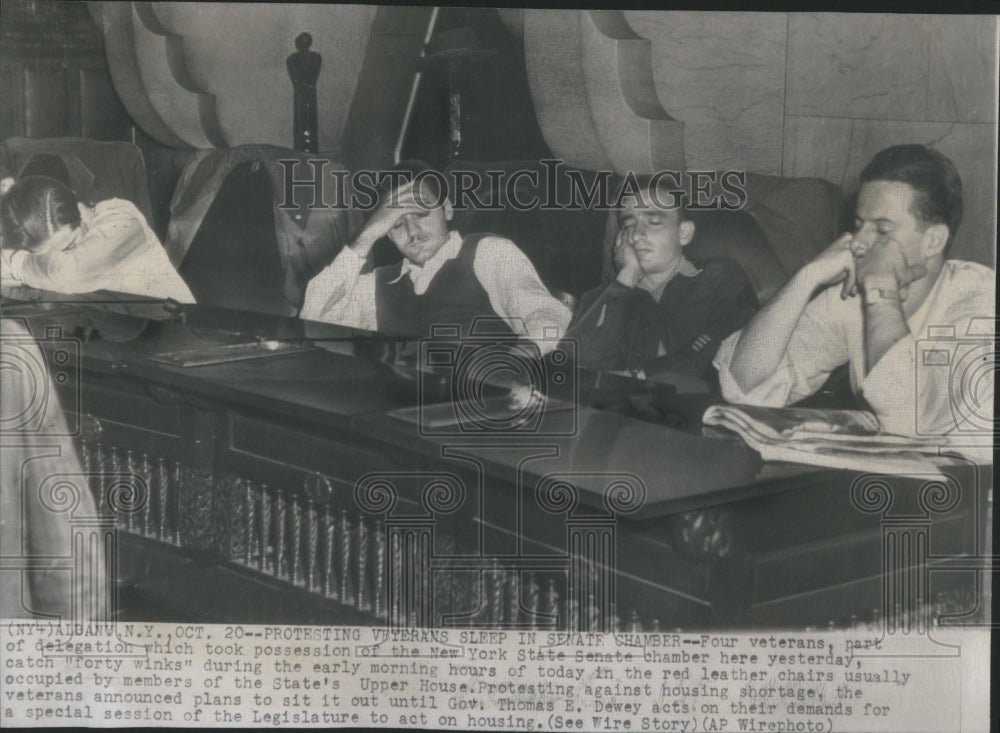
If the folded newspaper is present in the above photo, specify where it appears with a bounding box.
[702,404,949,473]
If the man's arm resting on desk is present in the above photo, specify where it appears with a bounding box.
[564,240,647,369]
[474,237,572,352]
[861,282,910,375]
[855,238,928,375]
[1,248,21,286]
[299,244,377,329]
[4,210,146,294]
[727,234,856,394]
[851,238,931,435]
[564,282,636,370]
[647,258,761,381]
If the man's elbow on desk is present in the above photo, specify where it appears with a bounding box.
[714,331,775,405]
[521,310,572,356]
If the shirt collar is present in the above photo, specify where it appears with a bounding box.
[640,256,702,300]
[676,257,702,278]
[388,230,463,284]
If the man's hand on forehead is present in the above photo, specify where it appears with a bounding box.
[351,179,427,257]
[392,188,428,212]
[397,179,447,210]
[372,181,427,227]
[378,178,415,208]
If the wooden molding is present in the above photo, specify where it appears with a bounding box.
[93,1,190,149]
[129,2,227,148]
[522,9,684,175]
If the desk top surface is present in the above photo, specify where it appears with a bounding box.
[2,289,822,516]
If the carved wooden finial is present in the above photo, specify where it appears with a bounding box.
[288,31,321,152]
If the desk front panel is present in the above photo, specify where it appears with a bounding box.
[8,297,988,630]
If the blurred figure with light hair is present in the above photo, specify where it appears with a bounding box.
[1,318,107,620]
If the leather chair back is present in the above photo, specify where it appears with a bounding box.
[601,173,846,304]
[1,136,154,223]
[177,161,289,315]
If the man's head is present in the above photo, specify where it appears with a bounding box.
[1,175,83,254]
[617,174,695,277]
[377,160,453,266]
[855,144,962,265]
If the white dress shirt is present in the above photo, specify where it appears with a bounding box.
[713,260,995,459]
[5,199,194,303]
[300,231,571,350]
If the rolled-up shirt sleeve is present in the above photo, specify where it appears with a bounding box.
[473,237,572,353]
[714,288,851,407]
[299,245,377,331]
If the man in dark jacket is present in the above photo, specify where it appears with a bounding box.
[568,175,759,386]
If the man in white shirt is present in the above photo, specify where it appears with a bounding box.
[300,163,571,352]
[714,145,994,457]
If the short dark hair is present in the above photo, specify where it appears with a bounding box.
[859,144,962,249]
[618,172,689,222]
[1,175,81,251]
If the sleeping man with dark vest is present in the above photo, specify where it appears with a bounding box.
[299,163,572,352]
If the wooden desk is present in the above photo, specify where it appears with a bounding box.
[3,291,988,629]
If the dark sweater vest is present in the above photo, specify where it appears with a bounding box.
[374,233,514,339]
